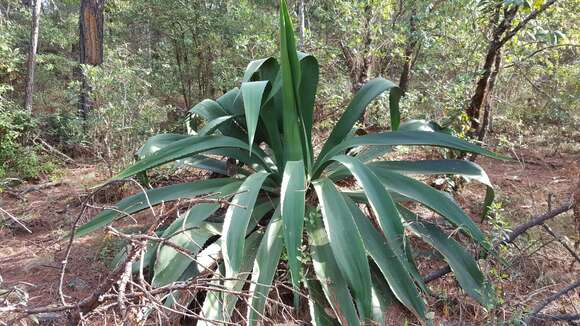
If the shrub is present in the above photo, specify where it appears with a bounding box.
[77,1,501,323]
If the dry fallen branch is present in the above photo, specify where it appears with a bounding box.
[525,279,580,324]
[424,201,575,283]
[0,206,32,234]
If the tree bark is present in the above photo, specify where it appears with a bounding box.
[466,0,558,141]
[78,0,105,120]
[298,0,305,50]
[24,0,41,114]
[478,49,502,142]
[398,9,418,95]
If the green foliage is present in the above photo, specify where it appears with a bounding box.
[78,45,174,170]
[77,2,501,323]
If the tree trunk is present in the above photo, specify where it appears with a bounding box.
[478,49,502,142]
[298,0,305,50]
[465,5,517,138]
[465,0,556,141]
[24,0,41,114]
[78,0,105,120]
[398,9,417,95]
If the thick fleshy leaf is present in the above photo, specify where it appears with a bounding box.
[280,160,306,304]
[177,155,229,175]
[317,131,506,173]
[305,211,361,326]
[279,0,306,165]
[241,81,270,154]
[369,265,395,324]
[198,115,235,136]
[398,206,492,305]
[152,222,221,287]
[344,197,426,319]
[313,178,372,320]
[369,165,487,245]
[369,159,495,218]
[136,133,189,158]
[76,178,239,237]
[243,57,278,82]
[328,155,410,266]
[318,78,400,161]
[247,208,284,325]
[305,278,341,325]
[114,135,272,180]
[199,231,263,325]
[222,171,270,275]
[189,99,229,121]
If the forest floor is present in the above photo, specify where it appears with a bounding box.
[0,129,578,325]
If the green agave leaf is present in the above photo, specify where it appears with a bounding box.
[222,171,270,275]
[177,155,229,176]
[279,0,306,165]
[189,99,229,121]
[313,178,373,321]
[221,88,245,117]
[136,133,234,175]
[305,211,361,326]
[398,206,492,305]
[243,57,277,82]
[136,133,188,159]
[114,135,271,180]
[328,155,415,272]
[305,278,341,325]
[152,222,221,287]
[368,159,495,219]
[369,166,487,246]
[343,197,427,319]
[76,178,239,237]
[369,264,396,324]
[280,160,306,305]
[241,80,271,154]
[198,115,235,136]
[317,131,506,173]
[247,207,284,325]
[298,53,319,170]
[199,230,263,325]
[318,78,400,162]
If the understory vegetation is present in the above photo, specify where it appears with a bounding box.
[0,0,578,325]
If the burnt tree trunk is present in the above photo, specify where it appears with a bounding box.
[78,0,105,120]
[24,0,41,113]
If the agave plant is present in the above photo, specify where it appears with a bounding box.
[77,1,501,324]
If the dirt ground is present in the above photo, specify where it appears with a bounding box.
[0,135,578,325]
